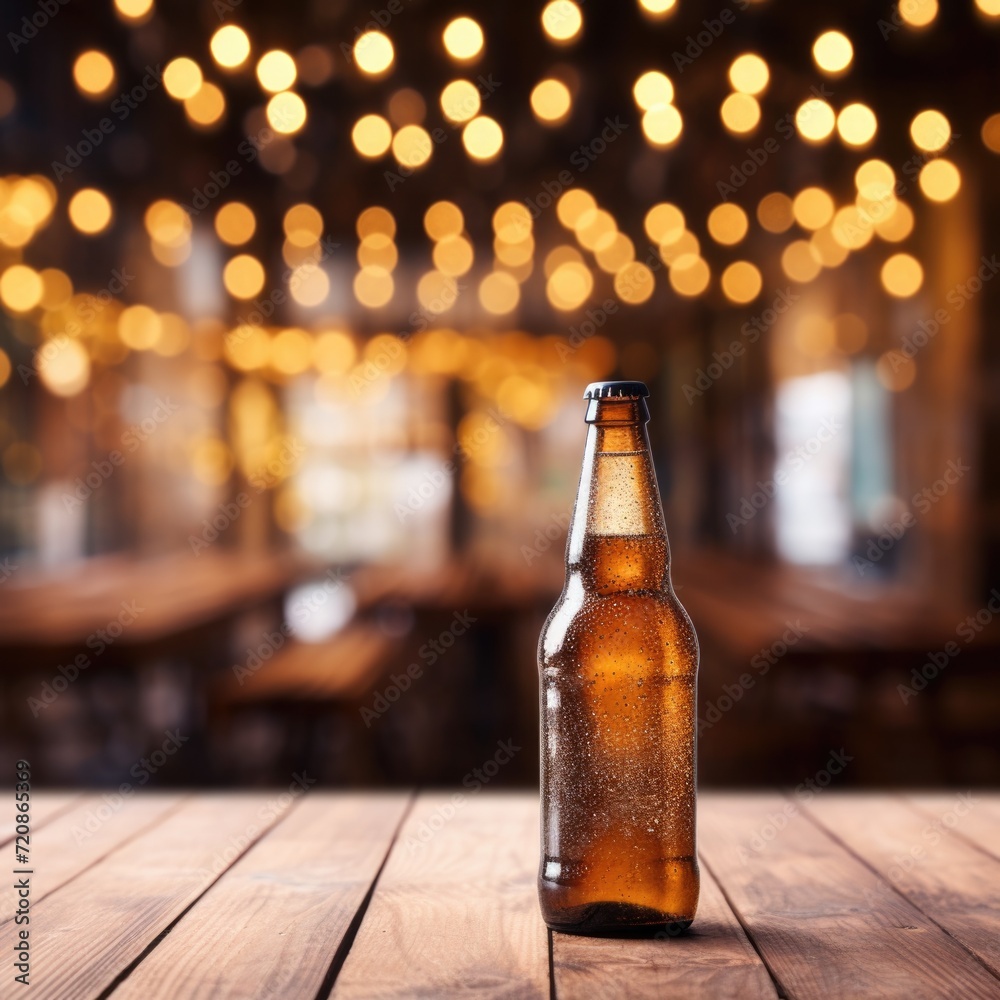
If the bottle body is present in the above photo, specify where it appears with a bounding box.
[538,385,699,936]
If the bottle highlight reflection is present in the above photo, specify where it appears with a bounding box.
[538,381,700,936]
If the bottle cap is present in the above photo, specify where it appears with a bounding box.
[583,380,649,399]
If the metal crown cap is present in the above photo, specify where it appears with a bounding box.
[583,380,650,400]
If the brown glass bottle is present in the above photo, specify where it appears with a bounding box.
[538,381,699,936]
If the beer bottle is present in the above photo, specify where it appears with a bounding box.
[538,380,700,936]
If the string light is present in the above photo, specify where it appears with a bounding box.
[812,31,853,74]
[354,31,394,76]
[210,26,251,69]
[73,51,116,98]
[163,58,203,100]
[728,54,769,95]
[442,17,484,61]
[256,50,297,93]
[541,1,583,43]
[68,188,113,235]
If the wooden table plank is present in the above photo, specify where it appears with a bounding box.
[110,793,410,1000]
[552,859,780,1000]
[1,793,184,918]
[699,793,1000,999]
[802,792,1000,979]
[0,794,299,999]
[905,793,1000,860]
[0,791,82,845]
[331,792,549,999]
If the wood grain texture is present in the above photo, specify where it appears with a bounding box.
[803,793,1000,978]
[0,794,297,1000]
[1,791,81,845]
[111,793,410,1000]
[552,858,779,999]
[905,793,1000,860]
[699,793,1000,999]
[331,792,549,999]
[1,792,184,920]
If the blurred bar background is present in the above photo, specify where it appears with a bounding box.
[1,0,998,790]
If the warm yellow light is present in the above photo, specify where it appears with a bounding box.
[267,91,307,134]
[163,57,202,100]
[547,261,593,311]
[874,201,915,243]
[210,26,250,69]
[881,253,923,298]
[720,93,760,134]
[544,246,584,278]
[594,232,635,274]
[976,0,1000,15]
[284,204,323,246]
[638,0,677,16]
[442,17,484,60]
[256,50,297,93]
[118,304,161,350]
[614,261,655,305]
[357,206,396,240]
[38,339,90,397]
[440,80,481,123]
[831,206,873,250]
[39,269,72,309]
[433,235,474,277]
[270,328,313,375]
[353,267,394,308]
[876,351,917,392]
[781,240,822,283]
[493,202,533,243]
[357,233,398,271]
[542,1,583,43]
[462,116,503,161]
[728,54,769,95]
[575,209,616,250]
[633,71,674,110]
[0,348,10,389]
[558,189,596,230]
[909,109,951,152]
[810,225,849,269]
[795,99,836,142]
[425,201,464,241]
[0,265,43,312]
[812,31,853,73]
[185,82,226,127]
[837,103,877,147]
[855,159,896,201]
[224,255,266,299]
[352,114,393,158]
[215,202,256,246]
[495,236,534,268]
[68,188,112,235]
[792,187,835,230]
[417,271,458,314]
[644,202,685,244]
[313,331,357,375]
[354,31,394,76]
[834,314,868,354]
[392,124,433,168]
[757,192,795,233]
[721,261,762,303]
[145,199,191,247]
[707,203,749,245]
[73,51,116,98]
[669,255,710,297]
[531,79,572,124]
[479,271,520,314]
[642,104,683,146]
[982,113,1000,154]
[919,159,961,202]
[900,0,938,28]
[114,0,153,21]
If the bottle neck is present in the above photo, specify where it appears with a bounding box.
[566,398,669,594]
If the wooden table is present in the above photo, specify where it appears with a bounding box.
[3,792,998,998]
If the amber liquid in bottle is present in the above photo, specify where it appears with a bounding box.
[538,383,700,936]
